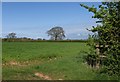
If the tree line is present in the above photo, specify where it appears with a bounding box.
[2,26,87,42]
[2,26,64,41]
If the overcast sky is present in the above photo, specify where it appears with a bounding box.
[2,2,101,39]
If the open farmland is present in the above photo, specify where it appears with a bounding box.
[2,42,117,80]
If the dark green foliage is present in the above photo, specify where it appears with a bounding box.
[2,38,88,42]
[80,2,120,76]
[85,54,98,68]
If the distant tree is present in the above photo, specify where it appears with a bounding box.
[6,32,17,39]
[23,37,27,39]
[37,38,42,40]
[47,26,65,40]
[43,39,46,40]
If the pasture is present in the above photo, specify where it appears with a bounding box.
[2,42,116,80]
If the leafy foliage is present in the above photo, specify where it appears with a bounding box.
[80,2,120,76]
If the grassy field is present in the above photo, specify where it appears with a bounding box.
[2,42,117,80]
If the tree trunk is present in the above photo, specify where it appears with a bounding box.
[55,35,57,40]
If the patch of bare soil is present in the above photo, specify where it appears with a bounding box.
[2,60,43,67]
[35,72,52,80]
[34,72,63,80]
[2,61,18,66]
[47,56,62,62]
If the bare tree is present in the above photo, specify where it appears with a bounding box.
[6,32,17,39]
[47,26,65,40]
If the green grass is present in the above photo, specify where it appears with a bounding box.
[2,42,117,80]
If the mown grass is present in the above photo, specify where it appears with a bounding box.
[2,42,117,80]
